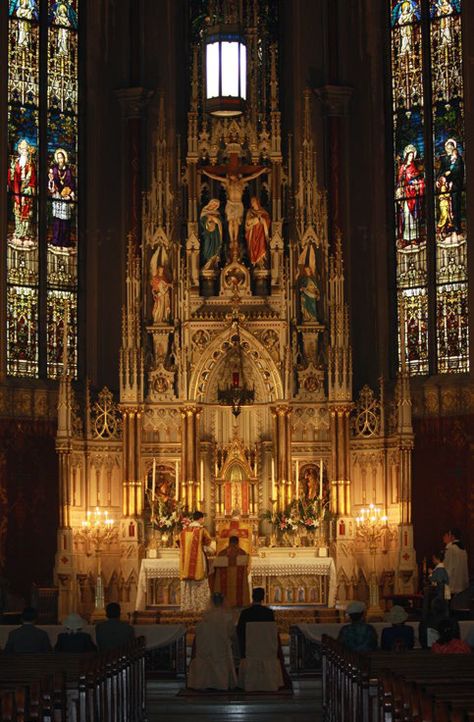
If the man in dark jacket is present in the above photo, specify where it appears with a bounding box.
[236,587,274,657]
[95,602,135,652]
[4,607,52,653]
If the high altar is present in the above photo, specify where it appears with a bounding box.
[54,0,417,619]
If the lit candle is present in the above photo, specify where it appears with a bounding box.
[271,457,275,500]
[200,458,204,504]
[295,460,299,497]
[319,458,323,498]
[152,457,156,501]
[175,460,179,501]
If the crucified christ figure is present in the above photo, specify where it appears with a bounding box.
[202,153,269,262]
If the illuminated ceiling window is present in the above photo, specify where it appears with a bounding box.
[5,0,79,379]
[389,0,468,374]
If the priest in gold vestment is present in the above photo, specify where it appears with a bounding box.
[212,535,250,607]
[180,511,214,612]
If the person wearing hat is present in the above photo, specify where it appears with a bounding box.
[381,605,415,651]
[337,601,377,652]
[55,612,97,652]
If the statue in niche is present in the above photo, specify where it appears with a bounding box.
[298,266,320,322]
[245,196,271,267]
[199,198,223,270]
[302,466,319,500]
[149,247,171,323]
[297,241,321,322]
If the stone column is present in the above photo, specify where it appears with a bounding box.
[329,404,352,516]
[181,405,202,510]
[317,85,352,243]
[122,407,143,517]
[115,87,153,245]
[272,405,293,510]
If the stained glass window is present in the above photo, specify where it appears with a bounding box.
[390,0,468,374]
[6,0,79,379]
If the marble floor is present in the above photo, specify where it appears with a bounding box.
[146,678,323,722]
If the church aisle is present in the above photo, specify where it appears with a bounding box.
[146,678,324,722]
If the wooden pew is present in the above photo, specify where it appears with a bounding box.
[0,636,146,722]
[322,634,474,722]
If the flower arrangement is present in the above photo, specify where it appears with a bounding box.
[147,495,193,533]
[261,497,331,535]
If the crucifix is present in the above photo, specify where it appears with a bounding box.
[201,152,269,262]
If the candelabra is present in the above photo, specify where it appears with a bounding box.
[356,504,388,618]
[77,508,117,621]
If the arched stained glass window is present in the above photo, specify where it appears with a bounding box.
[390,0,468,374]
[5,0,79,379]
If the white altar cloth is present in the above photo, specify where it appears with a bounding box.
[0,623,186,650]
[135,550,336,609]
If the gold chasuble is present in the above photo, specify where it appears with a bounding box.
[216,518,252,554]
[179,523,212,581]
[212,545,250,607]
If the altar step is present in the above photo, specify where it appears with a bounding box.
[134,605,342,634]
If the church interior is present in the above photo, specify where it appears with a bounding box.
[1,0,474,718]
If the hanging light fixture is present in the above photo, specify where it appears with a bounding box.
[205,22,247,117]
[218,316,255,416]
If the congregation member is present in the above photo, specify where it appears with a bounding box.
[212,535,250,608]
[431,618,471,655]
[54,612,97,652]
[337,601,377,652]
[188,592,237,690]
[236,587,274,658]
[4,607,52,653]
[95,602,134,652]
[381,605,415,651]
[443,528,469,597]
[419,597,460,649]
[429,549,450,616]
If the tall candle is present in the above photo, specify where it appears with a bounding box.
[200,458,204,504]
[319,458,323,498]
[152,457,156,501]
[175,460,179,501]
[295,460,299,497]
[271,457,275,500]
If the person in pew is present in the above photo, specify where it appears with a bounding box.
[381,605,415,651]
[236,587,275,658]
[431,618,471,655]
[418,597,460,648]
[4,606,52,653]
[337,601,378,652]
[95,602,135,652]
[187,592,237,690]
[55,613,97,652]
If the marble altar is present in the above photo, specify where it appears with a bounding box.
[135,548,336,610]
